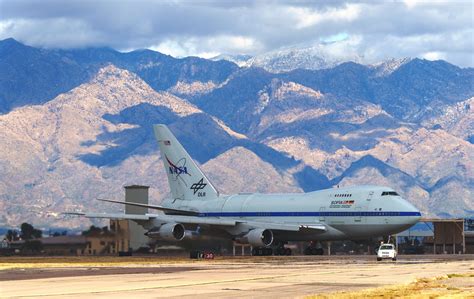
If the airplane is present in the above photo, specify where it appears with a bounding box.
[71,124,421,256]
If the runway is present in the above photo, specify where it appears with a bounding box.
[1,255,473,298]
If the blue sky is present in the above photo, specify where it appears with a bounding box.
[0,0,472,66]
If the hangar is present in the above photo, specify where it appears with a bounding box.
[421,218,468,254]
[396,218,473,254]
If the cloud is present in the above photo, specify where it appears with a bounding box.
[320,32,349,43]
[0,0,472,67]
[288,4,361,29]
[421,51,447,61]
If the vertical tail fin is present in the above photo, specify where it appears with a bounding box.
[153,124,219,201]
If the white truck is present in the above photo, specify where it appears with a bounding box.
[377,243,397,261]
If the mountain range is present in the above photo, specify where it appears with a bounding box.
[0,38,472,228]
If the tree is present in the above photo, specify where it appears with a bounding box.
[6,230,19,241]
[20,223,42,240]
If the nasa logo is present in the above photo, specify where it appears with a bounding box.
[165,155,189,175]
[169,165,188,175]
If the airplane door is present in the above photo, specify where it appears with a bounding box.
[354,191,371,223]
[366,191,374,202]
[355,207,362,222]
[319,207,325,222]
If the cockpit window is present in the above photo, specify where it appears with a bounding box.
[381,191,399,196]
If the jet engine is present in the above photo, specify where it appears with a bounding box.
[238,228,274,247]
[145,223,185,241]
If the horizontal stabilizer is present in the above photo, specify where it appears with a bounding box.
[97,198,200,216]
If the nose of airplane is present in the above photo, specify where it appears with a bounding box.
[400,197,422,225]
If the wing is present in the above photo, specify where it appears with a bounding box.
[63,212,152,221]
[241,220,326,232]
[66,211,326,233]
[83,199,327,233]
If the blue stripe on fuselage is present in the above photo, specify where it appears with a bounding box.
[197,211,421,217]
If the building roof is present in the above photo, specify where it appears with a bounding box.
[40,235,87,245]
[8,235,87,246]
[420,218,465,223]
[397,230,434,237]
[124,185,149,189]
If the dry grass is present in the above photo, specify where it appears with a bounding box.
[307,273,474,299]
[0,255,295,270]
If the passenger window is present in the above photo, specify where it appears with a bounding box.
[382,191,399,196]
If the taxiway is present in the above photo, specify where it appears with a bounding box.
[0,255,472,298]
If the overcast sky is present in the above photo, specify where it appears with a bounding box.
[0,0,472,67]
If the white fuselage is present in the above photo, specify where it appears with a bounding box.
[160,185,421,241]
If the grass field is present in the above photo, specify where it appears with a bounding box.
[308,273,474,299]
[0,255,363,270]
[0,255,297,270]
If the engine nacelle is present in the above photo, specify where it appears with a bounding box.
[183,230,200,241]
[238,229,274,247]
[145,223,185,241]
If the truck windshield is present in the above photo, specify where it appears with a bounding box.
[380,245,393,250]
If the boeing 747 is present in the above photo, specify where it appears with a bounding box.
[72,124,421,255]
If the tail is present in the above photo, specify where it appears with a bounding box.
[153,124,219,201]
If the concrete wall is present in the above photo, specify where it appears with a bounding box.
[125,185,151,251]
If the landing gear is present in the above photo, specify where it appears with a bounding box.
[252,247,273,256]
[251,242,293,256]
[304,247,324,255]
[304,241,324,255]
[274,244,292,256]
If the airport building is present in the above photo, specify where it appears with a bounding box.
[1,185,152,256]
[396,218,474,255]
[6,232,118,256]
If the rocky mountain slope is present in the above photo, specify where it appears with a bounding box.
[191,60,473,133]
[0,65,196,226]
[0,66,303,227]
[0,38,238,113]
[0,40,473,227]
[243,42,362,73]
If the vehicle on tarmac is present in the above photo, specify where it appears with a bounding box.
[377,243,397,261]
[69,124,421,256]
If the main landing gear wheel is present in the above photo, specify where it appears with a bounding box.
[274,247,292,256]
[252,247,273,256]
[304,247,324,255]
